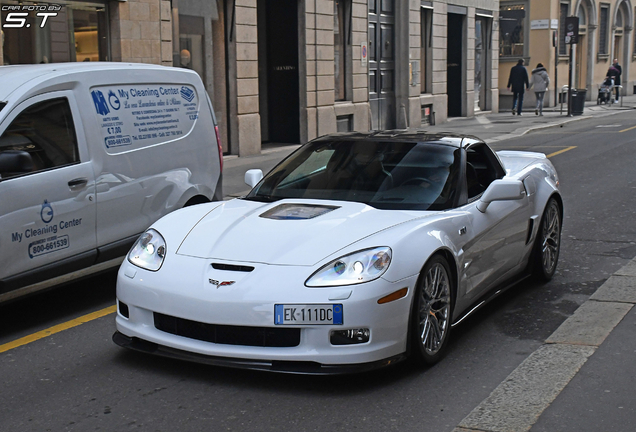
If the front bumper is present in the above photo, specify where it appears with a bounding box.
[115,255,417,372]
[113,331,406,375]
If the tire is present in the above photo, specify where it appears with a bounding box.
[409,255,454,366]
[532,198,562,281]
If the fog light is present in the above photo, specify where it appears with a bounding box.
[330,328,370,345]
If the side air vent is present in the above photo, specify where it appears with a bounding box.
[211,263,255,272]
[526,219,534,245]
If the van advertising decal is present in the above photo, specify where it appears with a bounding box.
[10,200,83,259]
[90,84,199,152]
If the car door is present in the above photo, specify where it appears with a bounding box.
[0,92,97,287]
[458,144,531,300]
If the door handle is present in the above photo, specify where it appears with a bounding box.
[68,177,88,189]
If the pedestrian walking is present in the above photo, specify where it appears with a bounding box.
[529,63,550,116]
[607,59,622,103]
[507,59,530,115]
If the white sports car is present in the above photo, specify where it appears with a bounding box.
[113,131,562,374]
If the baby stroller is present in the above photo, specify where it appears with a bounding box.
[597,77,614,104]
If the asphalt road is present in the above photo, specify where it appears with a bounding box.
[1,111,635,432]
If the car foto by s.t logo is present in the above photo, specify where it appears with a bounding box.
[1,4,62,29]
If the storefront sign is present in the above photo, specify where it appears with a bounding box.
[530,19,549,30]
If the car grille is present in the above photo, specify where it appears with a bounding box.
[154,313,300,348]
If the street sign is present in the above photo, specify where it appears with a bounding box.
[565,16,579,44]
[361,42,368,67]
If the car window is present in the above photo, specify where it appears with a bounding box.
[0,98,79,180]
[466,143,505,201]
[246,140,461,211]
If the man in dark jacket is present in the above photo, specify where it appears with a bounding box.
[507,59,530,115]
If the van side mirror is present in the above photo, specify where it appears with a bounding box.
[0,150,33,174]
[245,169,263,188]
[476,179,526,212]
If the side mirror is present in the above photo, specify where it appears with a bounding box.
[245,169,263,188]
[0,150,33,173]
[477,179,526,213]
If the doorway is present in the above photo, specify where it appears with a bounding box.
[257,0,300,143]
[368,0,395,130]
[447,13,464,117]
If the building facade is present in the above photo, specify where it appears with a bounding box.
[1,0,500,157]
[499,0,635,108]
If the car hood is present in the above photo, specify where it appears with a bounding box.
[176,198,420,266]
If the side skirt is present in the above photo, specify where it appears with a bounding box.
[450,273,532,328]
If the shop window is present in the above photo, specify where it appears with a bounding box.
[0,98,78,179]
[599,4,609,55]
[1,1,108,65]
[420,5,432,94]
[499,3,526,57]
[334,0,351,101]
[559,3,569,55]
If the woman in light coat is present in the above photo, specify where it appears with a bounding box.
[529,63,550,115]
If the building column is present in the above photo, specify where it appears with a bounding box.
[109,0,168,65]
[235,0,261,156]
[586,23,597,100]
[622,25,632,95]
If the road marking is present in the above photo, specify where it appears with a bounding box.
[596,124,622,128]
[0,305,116,354]
[546,146,576,158]
[619,124,636,133]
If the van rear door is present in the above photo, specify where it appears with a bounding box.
[0,92,97,293]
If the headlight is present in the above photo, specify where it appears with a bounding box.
[128,229,166,271]
[305,247,392,287]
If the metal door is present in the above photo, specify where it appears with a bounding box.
[0,92,97,281]
[368,0,395,130]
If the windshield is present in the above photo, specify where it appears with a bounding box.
[246,139,461,210]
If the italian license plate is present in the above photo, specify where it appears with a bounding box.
[274,304,343,325]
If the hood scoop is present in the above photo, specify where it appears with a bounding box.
[259,203,339,220]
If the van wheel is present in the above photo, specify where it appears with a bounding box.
[409,255,454,366]
[184,196,210,207]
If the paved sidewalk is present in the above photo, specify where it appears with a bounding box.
[422,93,636,144]
[453,258,636,432]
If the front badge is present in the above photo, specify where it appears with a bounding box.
[209,279,235,288]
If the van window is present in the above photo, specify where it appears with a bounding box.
[0,98,79,179]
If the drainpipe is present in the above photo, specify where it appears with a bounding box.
[172,0,180,66]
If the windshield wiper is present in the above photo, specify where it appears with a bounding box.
[243,195,282,203]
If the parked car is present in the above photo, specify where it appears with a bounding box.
[0,63,223,303]
[113,131,562,374]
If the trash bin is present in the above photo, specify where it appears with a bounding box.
[571,89,587,115]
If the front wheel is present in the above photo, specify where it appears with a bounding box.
[532,198,562,281]
[410,255,454,366]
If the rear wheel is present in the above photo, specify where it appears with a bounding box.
[410,255,453,366]
[533,198,561,281]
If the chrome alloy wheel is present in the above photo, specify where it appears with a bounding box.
[541,200,561,275]
[419,262,451,355]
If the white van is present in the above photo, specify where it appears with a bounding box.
[0,63,223,302]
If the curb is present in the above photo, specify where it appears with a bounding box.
[451,257,636,432]
[485,108,627,143]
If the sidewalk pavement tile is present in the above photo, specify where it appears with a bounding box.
[458,344,596,432]
[615,258,636,277]
[589,275,636,303]
[545,301,632,346]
